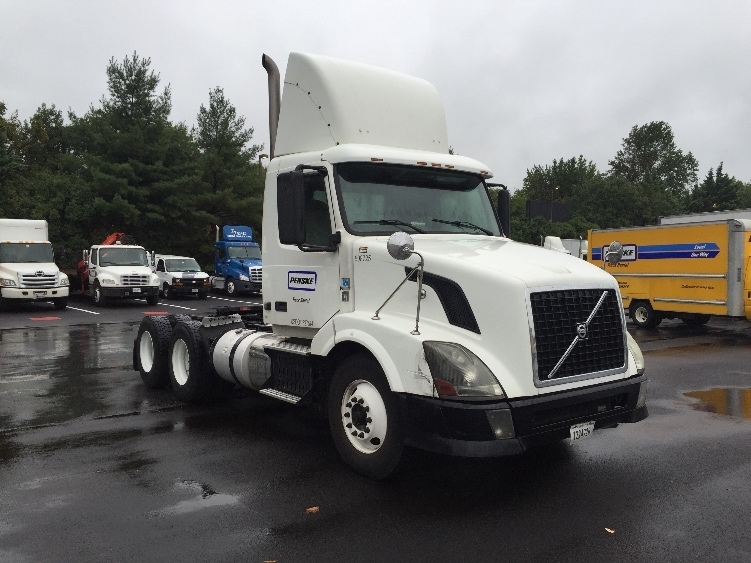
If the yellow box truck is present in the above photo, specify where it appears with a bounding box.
[588,219,751,327]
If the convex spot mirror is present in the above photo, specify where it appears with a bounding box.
[387,231,415,261]
[605,240,624,265]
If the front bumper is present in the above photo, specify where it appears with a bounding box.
[101,286,159,299]
[236,280,262,293]
[398,374,648,457]
[171,285,209,296]
[0,287,69,300]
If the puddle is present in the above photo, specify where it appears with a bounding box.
[684,387,751,419]
[150,480,241,517]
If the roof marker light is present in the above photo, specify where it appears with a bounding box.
[371,158,383,162]
[417,161,428,166]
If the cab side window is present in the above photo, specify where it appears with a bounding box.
[304,174,331,247]
[157,260,165,272]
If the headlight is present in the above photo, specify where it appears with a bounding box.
[0,278,17,287]
[172,278,183,286]
[59,275,69,286]
[626,331,645,375]
[239,274,250,281]
[100,278,116,285]
[423,342,505,398]
[203,278,210,286]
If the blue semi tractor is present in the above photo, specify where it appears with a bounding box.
[209,225,262,296]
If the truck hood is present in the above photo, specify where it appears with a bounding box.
[0,262,59,275]
[232,258,262,268]
[406,235,613,287]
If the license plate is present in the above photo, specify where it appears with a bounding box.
[132,288,141,293]
[191,289,198,293]
[34,291,47,298]
[570,421,595,442]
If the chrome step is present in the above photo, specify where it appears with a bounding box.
[259,388,302,404]
[264,341,311,356]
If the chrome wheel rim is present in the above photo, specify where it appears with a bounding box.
[341,379,387,454]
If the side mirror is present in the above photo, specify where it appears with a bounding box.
[387,232,415,260]
[82,249,89,267]
[277,171,306,245]
[605,240,624,265]
[496,187,510,238]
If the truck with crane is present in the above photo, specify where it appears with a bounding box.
[132,52,647,478]
[78,232,160,307]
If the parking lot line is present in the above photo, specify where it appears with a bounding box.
[66,306,100,315]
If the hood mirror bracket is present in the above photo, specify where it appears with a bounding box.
[372,232,425,335]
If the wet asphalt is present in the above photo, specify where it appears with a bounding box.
[1,302,750,562]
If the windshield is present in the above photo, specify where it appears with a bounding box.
[228,246,262,260]
[0,242,54,263]
[336,163,501,236]
[166,258,201,272]
[99,247,149,267]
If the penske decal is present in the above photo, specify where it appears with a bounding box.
[288,271,317,291]
[592,242,720,261]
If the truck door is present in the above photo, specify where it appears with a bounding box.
[266,172,340,332]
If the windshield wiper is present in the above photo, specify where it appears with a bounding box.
[431,218,493,235]
[353,219,426,233]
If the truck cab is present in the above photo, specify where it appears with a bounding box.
[210,225,262,296]
[154,254,210,299]
[133,52,647,479]
[0,219,69,310]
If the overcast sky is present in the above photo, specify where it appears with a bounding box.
[3,0,750,190]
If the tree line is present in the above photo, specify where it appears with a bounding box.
[0,52,264,269]
[506,121,751,245]
[3,52,750,267]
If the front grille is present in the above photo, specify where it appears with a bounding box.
[121,275,149,286]
[530,288,625,382]
[250,267,262,283]
[19,272,57,288]
[181,278,203,288]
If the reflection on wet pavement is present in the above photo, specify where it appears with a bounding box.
[150,480,241,516]
[684,387,751,419]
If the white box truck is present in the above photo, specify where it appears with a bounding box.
[132,52,647,478]
[0,219,69,309]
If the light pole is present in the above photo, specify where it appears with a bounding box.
[550,185,559,222]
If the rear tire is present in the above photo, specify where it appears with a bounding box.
[136,316,172,388]
[630,301,661,328]
[169,321,211,402]
[328,354,404,480]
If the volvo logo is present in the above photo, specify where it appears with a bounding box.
[576,322,588,340]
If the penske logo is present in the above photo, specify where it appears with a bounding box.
[288,271,317,291]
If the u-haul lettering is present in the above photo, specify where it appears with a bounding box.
[288,271,317,291]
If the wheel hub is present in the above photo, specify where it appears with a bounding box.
[341,380,388,454]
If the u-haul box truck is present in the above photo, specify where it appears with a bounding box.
[589,220,751,327]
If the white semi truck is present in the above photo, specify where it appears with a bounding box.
[0,219,69,309]
[132,52,647,478]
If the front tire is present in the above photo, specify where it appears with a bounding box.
[328,354,404,480]
[225,277,237,296]
[169,321,211,402]
[93,283,107,307]
[146,294,159,306]
[53,297,68,310]
[682,314,710,326]
[162,283,172,299]
[135,315,172,388]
